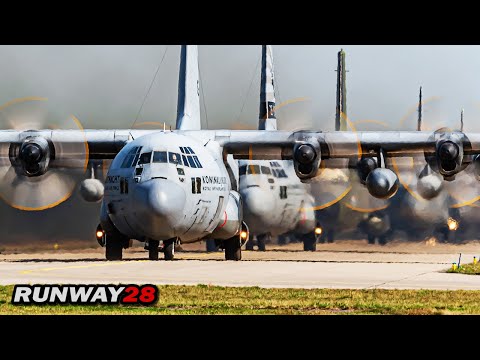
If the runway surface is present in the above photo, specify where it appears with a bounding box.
[1,242,479,289]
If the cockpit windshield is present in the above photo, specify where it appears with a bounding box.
[153,151,168,163]
[138,152,152,165]
[169,152,182,165]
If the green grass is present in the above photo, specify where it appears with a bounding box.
[447,262,480,275]
[2,285,480,314]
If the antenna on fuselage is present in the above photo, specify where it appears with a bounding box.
[258,45,277,130]
[417,86,423,131]
[460,108,464,132]
[335,49,348,131]
[176,45,201,131]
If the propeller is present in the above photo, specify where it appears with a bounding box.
[391,94,480,209]
[0,97,88,211]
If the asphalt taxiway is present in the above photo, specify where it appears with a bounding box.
[1,242,479,289]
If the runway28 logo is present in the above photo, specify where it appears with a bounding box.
[11,284,159,305]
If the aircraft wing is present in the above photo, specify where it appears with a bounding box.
[1,129,480,172]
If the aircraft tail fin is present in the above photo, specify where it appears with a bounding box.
[258,45,277,130]
[335,49,347,131]
[176,45,201,130]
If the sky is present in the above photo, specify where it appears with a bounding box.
[1,45,480,244]
[1,45,480,132]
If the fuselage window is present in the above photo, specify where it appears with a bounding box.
[268,178,275,184]
[280,186,287,199]
[247,165,260,175]
[261,166,271,175]
[239,165,247,176]
[278,169,288,178]
[187,147,195,154]
[187,156,197,168]
[177,168,185,176]
[193,156,202,168]
[270,161,281,168]
[135,167,143,176]
[138,152,152,165]
[179,147,185,154]
[153,151,168,163]
[169,152,182,165]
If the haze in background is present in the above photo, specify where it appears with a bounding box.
[1,45,480,246]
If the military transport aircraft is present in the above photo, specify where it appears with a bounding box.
[1,45,480,262]
[238,45,319,252]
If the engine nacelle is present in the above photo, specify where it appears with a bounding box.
[356,157,378,184]
[473,154,480,180]
[10,136,52,177]
[436,138,463,180]
[209,191,243,240]
[417,173,443,200]
[366,168,399,199]
[293,139,322,181]
[425,132,467,181]
[79,178,105,202]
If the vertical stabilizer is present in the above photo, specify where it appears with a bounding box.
[176,45,201,130]
[417,86,423,131]
[335,49,347,131]
[258,45,277,130]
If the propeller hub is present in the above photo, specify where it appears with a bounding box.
[438,141,459,162]
[295,144,316,165]
[20,143,43,164]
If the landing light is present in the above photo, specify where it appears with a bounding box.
[315,227,323,235]
[240,231,248,240]
[447,217,459,231]
[96,231,104,238]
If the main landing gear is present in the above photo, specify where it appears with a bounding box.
[99,226,129,261]
[223,237,242,261]
[145,238,176,261]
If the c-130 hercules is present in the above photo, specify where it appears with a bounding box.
[1,45,480,261]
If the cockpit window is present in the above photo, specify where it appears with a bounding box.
[272,169,288,178]
[239,165,247,176]
[187,156,196,168]
[169,152,182,165]
[193,156,202,168]
[138,152,152,165]
[182,155,189,167]
[121,146,142,168]
[153,151,168,163]
[247,165,261,175]
[261,166,271,175]
[181,146,195,155]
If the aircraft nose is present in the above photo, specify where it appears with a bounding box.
[134,179,186,226]
[241,186,276,225]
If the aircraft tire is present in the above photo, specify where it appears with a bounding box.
[206,239,218,252]
[378,236,387,246]
[257,234,268,252]
[106,238,123,261]
[149,240,160,260]
[303,234,316,252]
[327,230,335,244]
[224,238,242,261]
[245,235,255,251]
[164,239,175,261]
